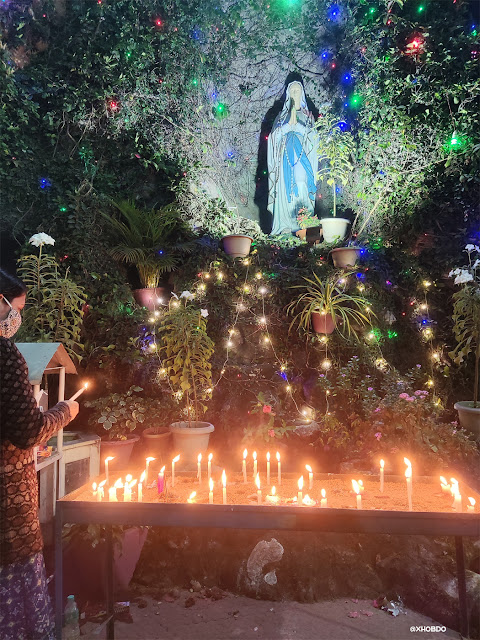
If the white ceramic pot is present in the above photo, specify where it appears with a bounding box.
[454,401,480,440]
[222,235,253,258]
[169,421,215,462]
[330,247,361,268]
[320,218,350,244]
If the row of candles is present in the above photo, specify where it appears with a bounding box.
[93,454,477,512]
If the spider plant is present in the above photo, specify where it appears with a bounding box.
[102,200,194,288]
[287,271,374,339]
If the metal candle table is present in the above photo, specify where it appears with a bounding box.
[55,489,480,640]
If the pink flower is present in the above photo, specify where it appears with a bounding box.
[374,407,381,413]
[405,396,415,402]
[374,432,382,440]
[263,405,272,414]
[399,393,409,399]
[414,390,428,396]
[268,429,275,438]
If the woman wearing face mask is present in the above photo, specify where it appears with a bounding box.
[0,269,79,639]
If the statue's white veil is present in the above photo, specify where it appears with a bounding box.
[274,81,309,129]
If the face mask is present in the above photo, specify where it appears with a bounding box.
[0,297,22,339]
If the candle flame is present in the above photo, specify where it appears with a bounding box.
[98,480,106,488]
[305,464,312,473]
[84,382,89,389]
[404,458,412,478]
[352,479,360,494]
[146,457,156,463]
[404,457,411,467]
[222,469,226,487]
[298,476,304,490]
[114,478,123,489]
[450,478,459,496]
[198,453,202,462]
[380,459,384,469]
[255,473,261,490]
[359,479,364,488]
[468,497,475,507]
[160,466,165,474]
[187,491,197,503]
[302,494,314,505]
[272,486,276,496]
[129,479,137,488]
[276,452,280,462]
[126,474,132,483]
[173,455,180,463]
[105,456,114,463]
[440,476,448,486]
[209,478,214,492]
[92,482,97,491]
[140,471,146,483]
[243,449,247,459]
[321,488,326,498]
[267,452,270,461]
[208,453,213,462]
[253,451,257,461]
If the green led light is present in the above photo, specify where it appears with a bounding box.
[369,7,376,14]
[350,94,361,108]
[472,29,478,37]
[59,206,67,212]
[387,330,398,339]
[417,5,425,13]
[217,103,225,112]
[192,78,198,86]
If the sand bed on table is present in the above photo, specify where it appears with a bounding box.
[73,471,480,513]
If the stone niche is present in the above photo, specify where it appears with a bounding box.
[134,527,480,638]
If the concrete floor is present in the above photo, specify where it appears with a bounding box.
[80,591,460,640]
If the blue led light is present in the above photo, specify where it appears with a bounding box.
[341,72,352,83]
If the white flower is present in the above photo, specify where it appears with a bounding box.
[449,268,461,277]
[454,270,474,285]
[29,233,55,247]
[200,309,209,318]
[464,244,480,253]
[170,292,179,299]
[180,290,194,300]
[473,259,480,270]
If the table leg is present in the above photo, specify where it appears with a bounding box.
[54,506,63,640]
[455,535,469,638]
[106,525,115,640]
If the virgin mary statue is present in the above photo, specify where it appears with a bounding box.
[267,81,318,235]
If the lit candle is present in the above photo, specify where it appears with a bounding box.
[138,471,145,502]
[157,466,165,494]
[266,452,271,485]
[256,473,262,504]
[197,453,202,483]
[320,488,327,508]
[104,456,114,487]
[440,476,451,494]
[69,381,89,402]
[242,449,247,483]
[222,469,227,505]
[124,474,132,502]
[302,495,315,506]
[109,478,122,502]
[276,452,281,485]
[209,478,214,504]
[352,479,362,509]
[306,464,313,490]
[208,453,213,481]
[450,478,462,513]
[358,479,364,494]
[187,491,197,503]
[145,457,155,486]
[380,459,384,493]
[171,455,180,488]
[266,486,279,505]
[253,451,257,479]
[404,458,413,511]
[92,482,97,499]
[97,480,106,501]
[297,476,303,503]
[467,497,476,513]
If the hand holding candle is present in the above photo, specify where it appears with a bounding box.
[69,381,89,402]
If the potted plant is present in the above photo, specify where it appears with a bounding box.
[330,245,362,269]
[102,200,194,310]
[287,271,372,337]
[159,292,215,462]
[295,207,321,242]
[315,114,355,244]
[221,207,254,258]
[85,385,163,470]
[449,244,480,440]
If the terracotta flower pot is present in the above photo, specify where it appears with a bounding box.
[100,434,140,471]
[312,312,336,334]
[222,235,253,258]
[133,287,169,311]
[320,218,350,244]
[454,401,480,441]
[330,247,361,268]
[142,427,172,461]
[169,421,214,464]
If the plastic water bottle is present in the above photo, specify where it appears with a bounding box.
[63,595,80,639]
